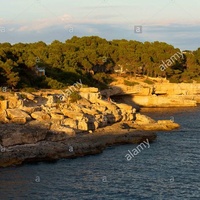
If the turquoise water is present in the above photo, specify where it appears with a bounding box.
[0,106,200,200]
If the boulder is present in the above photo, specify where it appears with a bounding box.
[6,109,31,123]
[50,124,75,136]
[112,109,123,122]
[31,111,51,121]
[62,109,84,119]
[95,99,118,112]
[135,113,156,124]
[21,106,41,114]
[11,117,27,124]
[0,100,8,111]
[116,103,133,111]
[95,104,107,113]
[8,97,23,109]
[79,92,101,103]
[21,92,35,101]
[51,113,64,120]
[62,118,78,129]
[81,107,99,115]
[0,110,9,123]
[79,87,99,93]
[70,104,83,112]
[105,114,116,124]
[94,115,107,128]
[77,98,91,107]
[77,117,89,131]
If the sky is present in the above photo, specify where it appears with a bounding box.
[0,0,200,50]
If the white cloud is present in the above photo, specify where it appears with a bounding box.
[4,14,73,32]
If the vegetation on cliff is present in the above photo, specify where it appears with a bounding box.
[0,36,200,90]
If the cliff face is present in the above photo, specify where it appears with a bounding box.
[101,82,200,107]
[0,123,157,167]
[0,89,136,130]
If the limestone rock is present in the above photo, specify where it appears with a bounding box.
[77,117,89,131]
[70,104,82,112]
[26,120,51,130]
[116,103,133,111]
[1,125,48,146]
[135,113,156,124]
[0,100,8,111]
[8,96,23,109]
[0,110,9,123]
[62,118,78,129]
[77,98,91,107]
[62,109,84,119]
[96,99,118,112]
[81,107,99,115]
[21,106,41,114]
[95,104,107,113]
[94,115,107,128]
[133,121,180,131]
[6,109,31,123]
[50,113,64,120]
[31,111,51,121]
[79,92,101,103]
[105,114,116,124]
[79,87,99,93]
[111,109,122,122]
[50,124,75,136]
[21,92,35,101]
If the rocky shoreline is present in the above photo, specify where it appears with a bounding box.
[0,123,157,167]
[0,87,180,167]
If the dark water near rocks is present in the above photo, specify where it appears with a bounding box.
[0,106,200,200]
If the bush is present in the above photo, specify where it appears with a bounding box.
[0,95,5,100]
[21,87,37,93]
[46,77,65,89]
[69,92,82,103]
[143,79,154,85]
[124,80,139,86]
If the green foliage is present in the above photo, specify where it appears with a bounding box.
[0,36,199,91]
[21,87,37,93]
[0,95,5,100]
[124,80,139,86]
[143,79,154,85]
[45,77,65,89]
[169,75,182,83]
[69,92,82,103]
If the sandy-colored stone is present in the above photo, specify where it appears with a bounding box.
[7,109,31,121]
[0,110,9,123]
[31,111,51,121]
[0,100,8,111]
[21,106,41,114]
[51,113,64,120]
[62,118,78,129]
[50,124,75,136]
[62,109,84,119]
[79,87,99,93]
[135,113,156,124]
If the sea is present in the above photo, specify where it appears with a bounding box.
[0,106,200,200]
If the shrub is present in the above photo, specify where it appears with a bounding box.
[22,87,37,93]
[143,79,154,85]
[69,92,82,103]
[124,80,139,86]
[0,95,5,100]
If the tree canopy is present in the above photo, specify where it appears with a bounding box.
[0,36,199,90]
